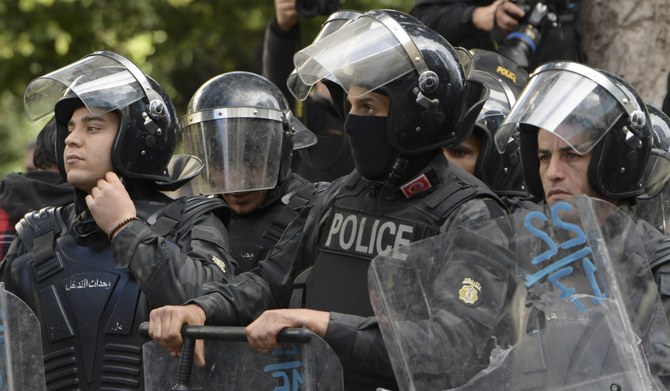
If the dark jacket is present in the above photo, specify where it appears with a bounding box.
[0,171,73,259]
[225,171,327,273]
[410,0,587,69]
[189,154,512,390]
[1,191,234,390]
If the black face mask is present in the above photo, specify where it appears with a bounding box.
[345,114,397,180]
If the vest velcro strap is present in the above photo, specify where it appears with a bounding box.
[33,231,56,266]
[149,217,179,237]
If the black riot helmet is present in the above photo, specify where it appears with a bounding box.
[495,62,652,200]
[635,104,670,233]
[180,71,316,195]
[24,51,179,185]
[290,9,488,155]
[466,49,529,197]
[638,103,670,198]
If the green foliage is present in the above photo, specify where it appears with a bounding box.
[0,0,415,178]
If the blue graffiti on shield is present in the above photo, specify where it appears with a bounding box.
[264,343,304,391]
[523,201,607,312]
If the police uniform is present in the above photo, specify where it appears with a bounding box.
[190,153,511,390]
[495,61,670,389]
[619,202,670,319]
[1,193,233,390]
[225,172,327,273]
[5,51,236,391]
[184,9,518,390]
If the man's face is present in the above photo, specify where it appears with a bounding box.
[537,128,598,206]
[443,134,482,175]
[347,86,390,117]
[222,190,269,215]
[64,106,118,193]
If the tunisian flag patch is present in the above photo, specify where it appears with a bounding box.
[400,173,433,198]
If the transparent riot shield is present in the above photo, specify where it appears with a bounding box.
[0,283,46,390]
[369,196,670,391]
[142,324,343,390]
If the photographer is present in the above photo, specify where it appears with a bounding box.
[410,0,586,69]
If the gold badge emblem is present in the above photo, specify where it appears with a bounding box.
[459,277,481,305]
[211,255,226,273]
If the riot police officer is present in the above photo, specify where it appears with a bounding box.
[1,51,234,390]
[181,71,326,273]
[494,61,670,387]
[443,48,536,212]
[149,10,514,390]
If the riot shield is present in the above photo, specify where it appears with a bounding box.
[369,196,670,391]
[142,324,343,390]
[0,282,46,390]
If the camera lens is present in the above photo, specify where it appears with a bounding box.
[296,0,320,18]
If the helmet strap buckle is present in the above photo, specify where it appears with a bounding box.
[413,87,439,109]
[142,111,163,136]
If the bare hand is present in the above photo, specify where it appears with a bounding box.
[275,0,298,31]
[495,0,525,34]
[86,172,137,238]
[472,0,504,32]
[148,304,207,367]
[245,309,329,354]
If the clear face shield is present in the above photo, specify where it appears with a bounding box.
[24,51,160,123]
[494,63,639,156]
[290,11,420,99]
[287,10,362,101]
[181,108,284,195]
[640,108,670,197]
[636,108,670,234]
[473,70,515,135]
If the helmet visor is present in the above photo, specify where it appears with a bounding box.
[287,10,362,101]
[474,71,513,136]
[495,68,625,155]
[292,14,414,98]
[642,151,670,197]
[25,54,146,122]
[292,117,318,150]
[181,110,283,194]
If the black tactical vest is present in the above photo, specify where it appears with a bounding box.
[9,196,225,390]
[226,177,326,273]
[305,169,504,317]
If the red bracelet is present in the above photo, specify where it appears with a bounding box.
[108,216,141,241]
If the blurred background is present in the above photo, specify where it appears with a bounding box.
[1,0,668,178]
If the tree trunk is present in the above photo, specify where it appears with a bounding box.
[581,0,670,108]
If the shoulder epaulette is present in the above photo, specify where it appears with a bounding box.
[147,196,228,238]
[16,206,67,280]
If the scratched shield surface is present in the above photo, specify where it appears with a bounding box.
[369,195,670,391]
[143,331,343,390]
[0,283,46,390]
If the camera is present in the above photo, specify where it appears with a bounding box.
[496,0,559,69]
[295,0,342,19]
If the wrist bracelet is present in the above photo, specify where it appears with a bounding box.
[108,216,141,241]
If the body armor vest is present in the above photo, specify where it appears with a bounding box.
[305,168,503,317]
[227,177,325,273]
[9,196,225,390]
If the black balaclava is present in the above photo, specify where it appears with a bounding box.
[345,114,398,180]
